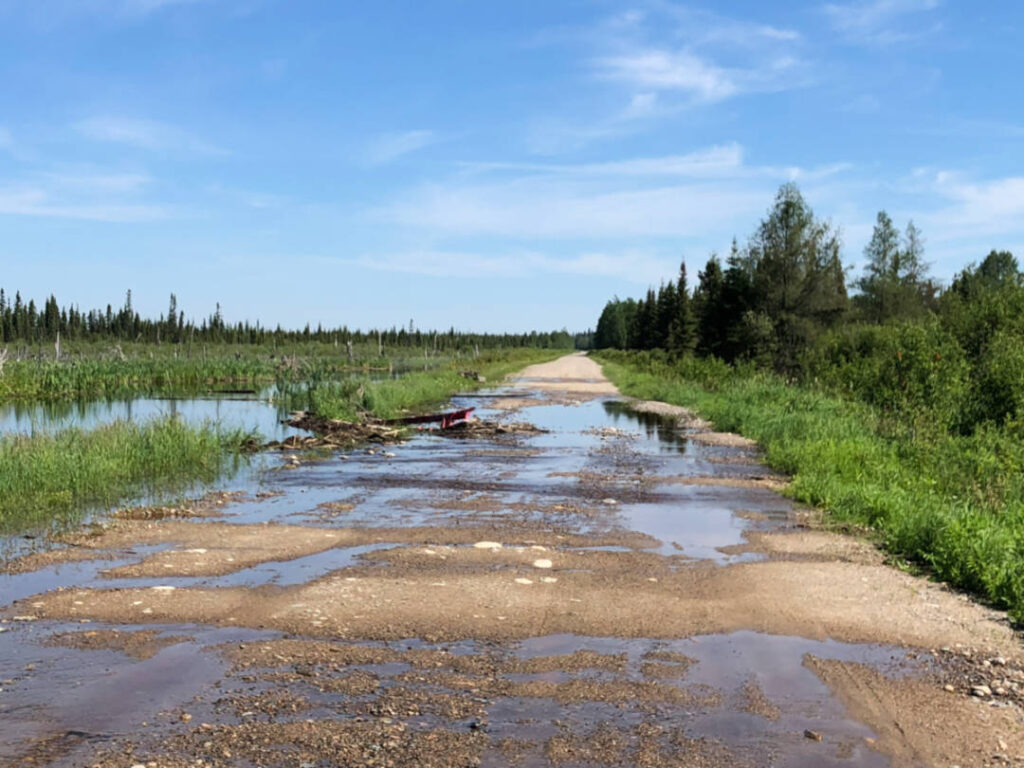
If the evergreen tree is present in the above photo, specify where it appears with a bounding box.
[693,255,727,358]
[667,261,696,354]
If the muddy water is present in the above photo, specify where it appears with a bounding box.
[0,382,924,766]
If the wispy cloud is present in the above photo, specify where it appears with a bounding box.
[589,5,807,104]
[355,249,676,285]
[364,130,441,164]
[74,116,225,155]
[921,171,1024,240]
[0,168,167,222]
[122,0,203,13]
[0,187,167,222]
[375,145,851,241]
[529,4,808,152]
[461,144,746,178]
[823,0,941,44]
[596,50,738,102]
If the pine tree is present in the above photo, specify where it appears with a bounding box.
[667,261,696,354]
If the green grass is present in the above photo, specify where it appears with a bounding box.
[306,348,566,421]
[594,350,1024,624]
[0,341,482,401]
[0,416,255,539]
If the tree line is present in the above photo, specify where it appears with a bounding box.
[0,289,574,351]
[594,183,1024,432]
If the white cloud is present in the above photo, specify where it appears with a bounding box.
[43,172,152,193]
[824,0,941,44]
[354,249,676,285]
[365,130,440,164]
[378,144,853,241]
[596,50,737,102]
[461,143,746,178]
[0,168,166,222]
[0,126,13,153]
[925,173,1024,239]
[74,116,224,154]
[122,0,202,12]
[0,187,167,222]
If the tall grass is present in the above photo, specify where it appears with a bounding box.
[0,342,464,401]
[595,350,1024,624]
[0,416,255,538]
[306,349,565,421]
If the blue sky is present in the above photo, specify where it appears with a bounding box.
[1,0,1022,332]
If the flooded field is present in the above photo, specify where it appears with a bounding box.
[1,355,1021,767]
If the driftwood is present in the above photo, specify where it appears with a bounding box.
[433,419,547,439]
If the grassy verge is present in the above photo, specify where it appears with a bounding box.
[0,347,452,401]
[0,416,255,539]
[594,349,1024,624]
[307,348,566,421]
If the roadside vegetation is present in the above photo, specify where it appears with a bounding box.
[0,345,563,541]
[0,291,578,401]
[284,348,563,421]
[592,183,1024,623]
[0,416,254,538]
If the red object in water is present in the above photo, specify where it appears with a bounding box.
[390,407,475,430]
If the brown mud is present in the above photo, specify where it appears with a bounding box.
[1,352,1022,767]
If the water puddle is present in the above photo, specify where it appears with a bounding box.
[1,377,913,766]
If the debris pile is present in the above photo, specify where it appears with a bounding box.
[435,418,547,439]
[269,412,404,448]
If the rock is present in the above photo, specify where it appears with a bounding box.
[943,684,956,693]
[541,577,558,583]
[804,730,823,741]
[180,713,192,723]
[382,452,396,458]
[514,578,533,585]
[602,498,618,506]
[473,541,502,550]
[992,657,1007,666]
[532,558,553,569]
[971,685,992,697]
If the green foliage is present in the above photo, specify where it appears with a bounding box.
[803,321,969,435]
[306,348,563,421]
[595,350,1024,624]
[595,184,848,372]
[0,416,254,538]
[854,213,934,323]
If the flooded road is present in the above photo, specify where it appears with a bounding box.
[1,354,1022,767]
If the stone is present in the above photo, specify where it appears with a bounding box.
[473,541,502,550]
[971,685,992,697]
[532,558,553,569]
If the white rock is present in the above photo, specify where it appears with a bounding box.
[151,586,176,592]
[602,498,618,506]
[473,541,503,550]
[541,577,558,583]
[514,578,533,585]
[532,558,553,569]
